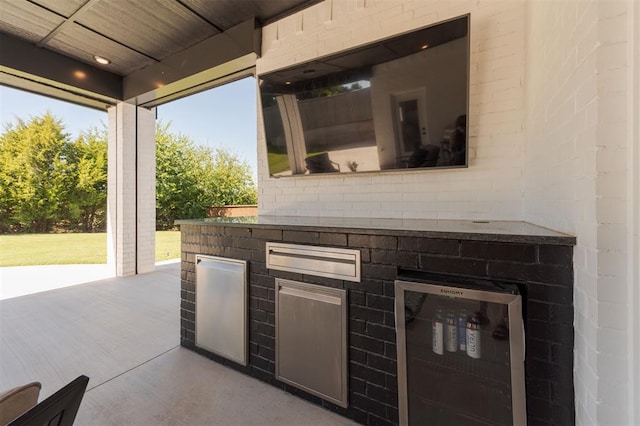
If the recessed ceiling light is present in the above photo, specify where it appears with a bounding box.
[93,55,110,65]
[421,44,429,50]
[285,81,291,85]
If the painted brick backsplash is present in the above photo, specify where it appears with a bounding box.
[180,223,574,426]
[256,0,527,221]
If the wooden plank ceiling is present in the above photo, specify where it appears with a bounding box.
[0,0,319,77]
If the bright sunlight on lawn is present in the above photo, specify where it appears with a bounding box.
[0,231,180,267]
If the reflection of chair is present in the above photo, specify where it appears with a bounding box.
[7,375,89,426]
[407,144,440,168]
[304,153,340,173]
[0,382,41,425]
[439,139,451,165]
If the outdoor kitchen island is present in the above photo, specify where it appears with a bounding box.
[177,216,576,426]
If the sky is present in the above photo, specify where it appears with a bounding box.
[0,85,108,135]
[0,76,258,175]
[157,76,257,175]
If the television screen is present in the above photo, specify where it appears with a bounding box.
[259,14,469,177]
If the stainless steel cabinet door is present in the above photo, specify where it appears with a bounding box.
[196,255,247,366]
[276,279,348,407]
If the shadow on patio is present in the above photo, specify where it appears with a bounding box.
[0,263,356,425]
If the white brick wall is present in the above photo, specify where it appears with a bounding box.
[524,0,637,425]
[523,2,600,421]
[258,1,639,424]
[257,0,527,221]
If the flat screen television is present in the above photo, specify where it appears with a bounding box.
[259,14,470,177]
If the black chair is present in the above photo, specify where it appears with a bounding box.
[304,152,340,173]
[0,382,41,425]
[407,144,440,168]
[8,375,89,426]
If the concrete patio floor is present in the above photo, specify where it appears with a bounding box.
[0,263,114,300]
[0,263,357,425]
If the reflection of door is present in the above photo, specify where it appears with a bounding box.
[393,89,429,158]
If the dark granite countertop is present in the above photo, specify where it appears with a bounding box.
[176,215,575,245]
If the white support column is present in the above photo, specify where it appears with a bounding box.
[136,107,156,274]
[107,102,156,277]
[629,1,640,423]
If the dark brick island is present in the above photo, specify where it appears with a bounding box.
[177,216,576,426]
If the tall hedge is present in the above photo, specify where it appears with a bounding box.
[0,114,256,233]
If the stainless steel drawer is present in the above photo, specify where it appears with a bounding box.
[266,242,361,282]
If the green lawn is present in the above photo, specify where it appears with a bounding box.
[267,152,291,174]
[0,231,181,267]
[267,151,327,175]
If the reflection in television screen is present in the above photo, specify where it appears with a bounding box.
[259,14,470,177]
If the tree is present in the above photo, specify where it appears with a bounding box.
[66,128,108,232]
[0,115,256,232]
[156,122,205,229]
[155,122,257,229]
[203,148,258,207]
[0,113,73,232]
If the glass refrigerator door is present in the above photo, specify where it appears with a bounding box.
[395,280,526,426]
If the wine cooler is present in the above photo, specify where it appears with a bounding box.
[395,274,526,426]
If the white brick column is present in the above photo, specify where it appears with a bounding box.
[107,103,156,277]
[630,0,640,423]
[136,107,156,274]
[524,1,639,424]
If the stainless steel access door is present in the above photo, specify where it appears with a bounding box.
[196,255,247,366]
[275,279,348,408]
